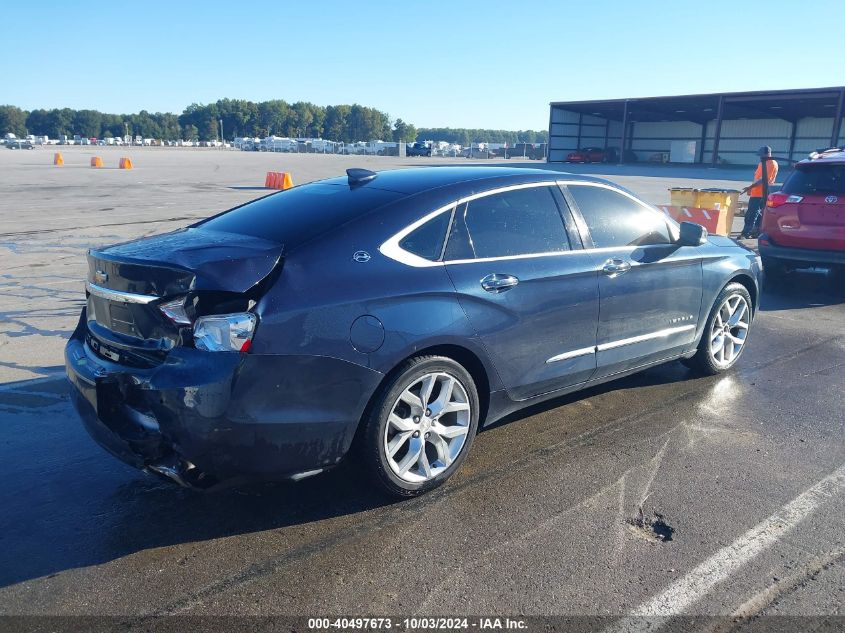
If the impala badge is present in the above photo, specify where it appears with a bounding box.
[825,195,838,204]
[352,251,371,263]
[94,269,108,284]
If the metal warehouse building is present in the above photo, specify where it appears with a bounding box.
[548,87,845,166]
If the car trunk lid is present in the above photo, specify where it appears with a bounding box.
[85,228,283,356]
[796,194,845,227]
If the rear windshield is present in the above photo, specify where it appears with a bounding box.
[783,164,845,195]
[196,183,401,245]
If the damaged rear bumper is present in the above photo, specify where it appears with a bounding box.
[64,314,383,488]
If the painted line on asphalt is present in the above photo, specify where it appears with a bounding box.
[719,548,845,628]
[605,462,845,632]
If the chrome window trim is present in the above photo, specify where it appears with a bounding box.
[379,182,566,268]
[379,203,456,268]
[379,180,680,269]
[444,244,641,265]
[86,282,159,305]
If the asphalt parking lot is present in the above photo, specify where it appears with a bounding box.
[1,148,843,626]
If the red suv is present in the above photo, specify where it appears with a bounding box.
[759,148,845,275]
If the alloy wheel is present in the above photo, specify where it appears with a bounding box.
[383,372,471,483]
[709,293,750,367]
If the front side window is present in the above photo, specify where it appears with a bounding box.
[567,185,672,248]
[444,186,570,260]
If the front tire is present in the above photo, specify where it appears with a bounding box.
[683,283,753,375]
[361,356,479,497]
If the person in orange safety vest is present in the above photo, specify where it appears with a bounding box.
[739,145,778,239]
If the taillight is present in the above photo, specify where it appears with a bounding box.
[158,298,192,325]
[193,313,257,352]
[767,193,803,208]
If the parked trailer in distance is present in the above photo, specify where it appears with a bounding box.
[266,137,298,152]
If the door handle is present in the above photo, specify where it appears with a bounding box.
[480,273,519,293]
[602,258,631,276]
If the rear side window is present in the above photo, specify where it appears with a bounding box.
[399,211,451,261]
[444,186,570,260]
[567,184,672,248]
[197,183,401,245]
[783,165,845,195]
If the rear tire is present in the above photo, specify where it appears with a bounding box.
[361,356,479,497]
[683,283,753,376]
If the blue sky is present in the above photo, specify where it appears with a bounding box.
[1,0,843,130]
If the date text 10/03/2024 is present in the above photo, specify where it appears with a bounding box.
[307,618,528,630]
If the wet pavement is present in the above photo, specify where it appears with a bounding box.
[0,149,843,622]
[1,269,843,620]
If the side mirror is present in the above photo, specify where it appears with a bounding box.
[678,221,707,246]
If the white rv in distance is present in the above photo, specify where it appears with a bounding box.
[308,139,337,153]
[341,141,368,155]
[368,140,399,156]
[265,136,298,152]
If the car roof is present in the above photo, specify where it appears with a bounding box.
[196,166,625,251]
[316,166,603,196]
[798,148,845,166]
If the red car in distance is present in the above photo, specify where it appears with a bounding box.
[566,147,612,163]
[759,148,845,276]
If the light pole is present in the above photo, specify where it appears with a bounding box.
[219,119,223,146]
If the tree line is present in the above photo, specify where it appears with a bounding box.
[416,127,548,145]
[0,100,407,143]
[0,102,547,145]
[178,100,411,143]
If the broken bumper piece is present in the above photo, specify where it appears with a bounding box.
[64,316,382,489]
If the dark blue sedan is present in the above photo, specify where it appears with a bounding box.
[65,167,762,496]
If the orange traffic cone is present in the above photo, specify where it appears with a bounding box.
[90,156,103,168]
[53,152,64,166]
[263,171,293,189]
[119,157,133,170]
